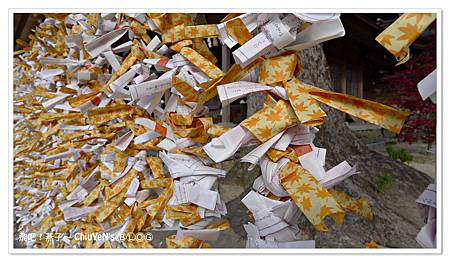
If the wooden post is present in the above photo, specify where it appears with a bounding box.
[358,70,364,98]
[341,63,347,94]
[340,63,348,120]
[221,44,231,123]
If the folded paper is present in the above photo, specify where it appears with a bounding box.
[376,13,436,64]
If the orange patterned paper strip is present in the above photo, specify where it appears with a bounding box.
[285,78,326,126]
[166,235,208,248]
[172,76,200,103]
[104,40,145,93]
[165,204,203,226]
[149,13,193,32]
[185,24,219,39]
[191,38,218,64]
[130,20,151,44]
[279,161,345,231]
[375,13,436,64]
[180,47,224,79]
[330,189,374,221]
[286,78,410,133]
[87,104,134,125]
[259,53,298,85]
[309,88,410,133]
[170,39,193,52]
[162,24,219,44]
[225,18,253,45]
[145,156,166,179]
[241,99,298,142]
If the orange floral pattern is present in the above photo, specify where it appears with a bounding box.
[180,47,224,79]
[279,161,344,231]
[241,99,298,142]
[259,53,298,85]
[172,75,200,102]
[145,156,166,179]
[286,78,410,133]
[87,104,134,125]
[309,88,410,133]
[130,20,151,44]
[162,24,219,44]
[165,204,202,226]
[286,78,326,126]
[191,38,218,64]
[149,13,193,32]
[225,18,253,45]
[375,13,436,63]
[330,189,373,221]
[166,235,209,248]
[170,39,193,52]
[185,24,219,39]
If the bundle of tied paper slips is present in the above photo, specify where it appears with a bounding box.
[13,12,433,248]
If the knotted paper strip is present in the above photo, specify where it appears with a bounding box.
[225,18,253,45]
[259,53,298,85]
[375,13,436,64]
[180,47,224,80]
[286,78,326,126]
[241,99,298,142]
[279,161,344,231]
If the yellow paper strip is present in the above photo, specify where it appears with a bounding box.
[259,53,298,84]
[104,40,145,93]
[308,88,410,133]
[166,235,205,248]
[170,39,193,52]
[185,24,219,38]
[241,99,298,142]
[225,18,252,45]
[330,189,373,221]
[375,13,436,64]
[285,78,326,126]
[180,47,224,79]
[145,156,166,179]
[279,161,345,231]
[87,104,134,125]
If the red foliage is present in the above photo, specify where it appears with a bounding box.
[380,33,436,145]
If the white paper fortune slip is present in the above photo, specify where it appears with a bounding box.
[85,27,129,58]
[203,125,254,163]
[298,147,327,181]
[259,157,290,197]
[176,228,222,242]
[128,75,174,100]
[416,184,436,211]
[241,130,286,169]
[217,81,274,106]
[114,130,135,151]
[284,18,345,52]
[415,184,436,248]
[233,15,298,67]
[42,93,72,111]
[417,69,437,103]
[320,161,358,188]
[170,181,218,210]
[159,151,226,178]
